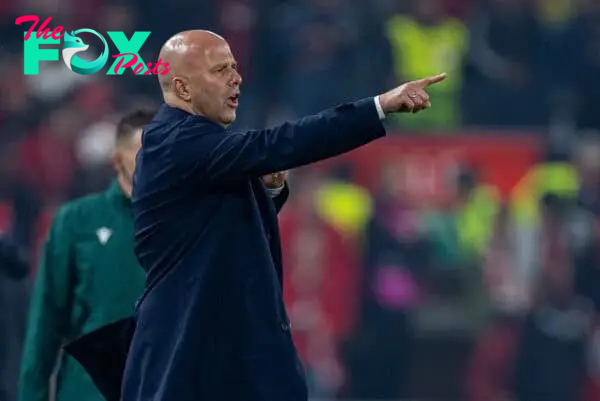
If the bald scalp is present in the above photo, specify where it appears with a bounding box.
[157,30,227,92]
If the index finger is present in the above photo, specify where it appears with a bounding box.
[417,73,447,87]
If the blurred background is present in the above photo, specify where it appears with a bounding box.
[2,0,600,400]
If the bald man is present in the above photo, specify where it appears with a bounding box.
[64,30,445,401]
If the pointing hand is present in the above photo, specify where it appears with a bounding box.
[378,73,447,114]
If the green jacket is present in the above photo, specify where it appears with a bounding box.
[18,180,145,401]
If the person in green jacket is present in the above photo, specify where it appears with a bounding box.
[18,109,156,401]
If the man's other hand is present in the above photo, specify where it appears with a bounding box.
[261,171,288,189]
[379,73,447,114]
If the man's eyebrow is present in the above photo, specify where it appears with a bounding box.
[212,61,237,70]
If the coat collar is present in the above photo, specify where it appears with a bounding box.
[157,103,224,130]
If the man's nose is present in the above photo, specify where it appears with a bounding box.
[231,70,242,86]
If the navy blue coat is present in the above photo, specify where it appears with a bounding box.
[64,97,386,401]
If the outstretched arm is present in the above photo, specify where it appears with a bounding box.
[172,97,385,184]
[170,74,446,185]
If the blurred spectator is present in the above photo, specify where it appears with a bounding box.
[462,0,545,128]
[342,162,428,399]
[0,236,30,401]
[268,0,360,119]
[280,171,359,397]
[69,81,121,197]
[585,320,600,401]
[533,0,578,126]
[484,202,530,310]
[349,0,396,99]
[0,236,29,281]
[513,269,592,401]
[571,0,600,131]
[417,166,499,335]
[424,166,499,271]
[72,116,117,196]
[385,0,467,129]
[17,107,82,208]
[570,135,600,312]
[572,134,600,214]
[0,142,41,253]
[0,55,53,141]
[314,164,373,240]
[466,306,521,401]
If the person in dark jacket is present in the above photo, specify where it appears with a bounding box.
[513,270,592,401]
[0,236,30,401]
[0,236,29,281]
[64,29,446,401]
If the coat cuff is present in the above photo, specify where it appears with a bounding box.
[266,184,284,198]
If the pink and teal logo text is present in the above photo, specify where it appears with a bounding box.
[16,16,171,76]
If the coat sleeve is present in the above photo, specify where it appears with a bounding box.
[171,98,386,184]
[18,206,75,401]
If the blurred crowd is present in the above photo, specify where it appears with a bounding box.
[2,0,600,400]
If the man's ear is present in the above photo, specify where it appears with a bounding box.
[174,78,191,101]
[111,150,123,175]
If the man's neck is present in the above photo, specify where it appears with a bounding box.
[163,93,229,128]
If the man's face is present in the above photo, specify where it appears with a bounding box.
[113,128,142,196]
[120,129,142,178]
[189,42,242,126]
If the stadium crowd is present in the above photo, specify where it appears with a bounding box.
[2,0,600,400]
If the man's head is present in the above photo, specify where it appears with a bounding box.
[157,30,242,127]
[112,109,156,197]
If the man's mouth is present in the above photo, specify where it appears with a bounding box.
[227,94,239,108]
